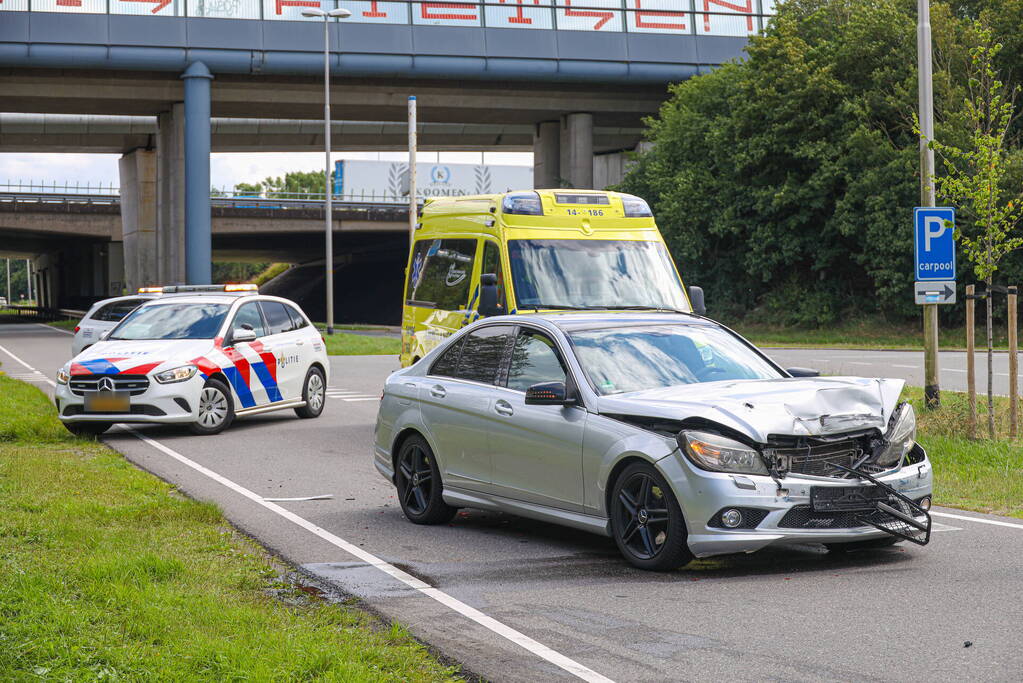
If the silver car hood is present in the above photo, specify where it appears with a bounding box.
[594,377,905,442]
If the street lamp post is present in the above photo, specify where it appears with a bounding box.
[302,6,352,336]
[918,0,940,407]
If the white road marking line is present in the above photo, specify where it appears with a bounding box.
[121,427,613,683]
[892,364,917,369]
[930,522,963,532]
[37,322,74,336]
[945,369,966,373]
[0,343,57,387]
[340,397,379,402]
[847,362,871,366]
[932,511,1023,530]
[263,494,334,502]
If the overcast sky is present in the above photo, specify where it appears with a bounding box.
[0,151,533,192]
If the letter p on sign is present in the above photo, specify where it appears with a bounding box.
[914,207,956,281]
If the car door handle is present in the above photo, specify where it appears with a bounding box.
[494,399,514,417]
[429,385,446,398]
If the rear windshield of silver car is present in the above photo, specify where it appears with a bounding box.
[569,325,782,395]
[109,303,230,340]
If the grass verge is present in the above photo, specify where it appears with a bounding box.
[314,326,401,356]
[0,373,457,681]
[904,386,1022,519]
[733,318,1010,351]
[46,318,79,331]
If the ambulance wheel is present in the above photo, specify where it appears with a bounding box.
[295,366,326,419]
[64,421,112,438]
[190,378,234,435]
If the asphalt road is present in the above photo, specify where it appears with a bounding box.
[766,347,1022,397]
[3,322,1022,682]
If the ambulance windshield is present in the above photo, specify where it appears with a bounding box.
[110,303,231,340]
[507,239,690,313]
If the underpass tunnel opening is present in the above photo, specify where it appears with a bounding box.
[215,231,408,326]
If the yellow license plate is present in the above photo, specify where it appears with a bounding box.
[85,391,130,413]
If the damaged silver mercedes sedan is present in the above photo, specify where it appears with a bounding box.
[373,313,932,571]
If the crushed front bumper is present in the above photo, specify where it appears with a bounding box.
[658,446,933,558]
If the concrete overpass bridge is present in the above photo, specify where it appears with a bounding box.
[1,1,773,311]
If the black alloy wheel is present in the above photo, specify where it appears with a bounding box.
[611,462,693,571]
[395,435,457,525]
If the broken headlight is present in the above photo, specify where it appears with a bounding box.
[876,403,916,467]
[679,431,769,475]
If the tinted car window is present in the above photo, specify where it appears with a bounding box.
[94,299,145,322]
[285,304,309,330]
[232,302,267,338]
[406,238,477,310]
[261,301,295,335]
[506,330,566,392]
[430,337,465,378]
[453,325,513,385]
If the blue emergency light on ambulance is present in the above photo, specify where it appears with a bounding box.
[914,207,956,281]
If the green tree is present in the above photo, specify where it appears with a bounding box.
[233,170,331,198]
[924,26,1023,438]
[617,0,1023,327]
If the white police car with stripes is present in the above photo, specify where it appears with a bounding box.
[54,285,330,436]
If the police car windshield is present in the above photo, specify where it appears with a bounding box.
[109,303,230,340]
[570,325,781,395]
[508,239,689,312]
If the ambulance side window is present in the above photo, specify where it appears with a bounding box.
[481,241,507,314]
[232,302,267,338]
[406,239,477,310]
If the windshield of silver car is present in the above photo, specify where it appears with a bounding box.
[109,303,230,340]
[570,325,782,395]
[507,239,690,312]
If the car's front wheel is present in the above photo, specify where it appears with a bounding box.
[395,435,457,525]
[294,366,326,419]
[64,421,112,437]
[189,378,234,435]
[610,462,693,571]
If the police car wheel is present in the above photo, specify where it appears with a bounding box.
[190,378,234,435]
[294,367,326,419]
[64,421,112,437]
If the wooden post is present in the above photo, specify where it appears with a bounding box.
[1009,285,1018,439]
[966,284,977,439]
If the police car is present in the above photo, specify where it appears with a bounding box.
[54,285,329,436]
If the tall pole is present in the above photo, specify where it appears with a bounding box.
[918,0,940,408]
[323,16,335,336]
[5,258,10,305]
[408,96,417,239]
[25,259,32,303]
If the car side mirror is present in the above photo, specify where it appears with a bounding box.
[479,273,502,317]
[232,325,257,344]
[688,286,706,316]
[525,381,572,406]
[787,367,820,378]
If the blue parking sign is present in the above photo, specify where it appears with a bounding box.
[914,207,956,281]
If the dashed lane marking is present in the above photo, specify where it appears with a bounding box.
[892,364,917,369]
[120,427,615,683]
[0,343,56,387]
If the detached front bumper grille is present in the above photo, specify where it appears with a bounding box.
[768,441,863,477]
[69,374,150,396]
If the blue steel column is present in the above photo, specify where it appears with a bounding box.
[181,62,214,285]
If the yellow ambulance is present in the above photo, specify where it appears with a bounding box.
[400,189,702,366]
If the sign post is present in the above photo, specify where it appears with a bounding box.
[917,0,940,408]
[914,205,956,408]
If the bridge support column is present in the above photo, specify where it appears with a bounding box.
[561,113,594,189]
[182,62,213,285]
[119,148,158,291]
[533,120,560,189]
[157,103,186,285]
